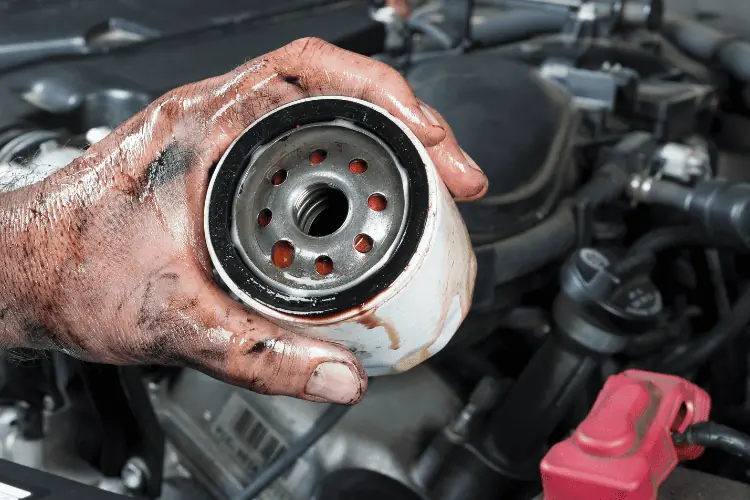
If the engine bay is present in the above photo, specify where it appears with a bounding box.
[3,0,750,499]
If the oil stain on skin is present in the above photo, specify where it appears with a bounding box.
[23,321,79,354]
[140,330,195,366]
[24,322,50,346]
[280,73,304,90]
[251,339,273,353]
[137,142,195,202]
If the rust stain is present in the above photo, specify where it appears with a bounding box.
[462,252,477,314]
[356,311,400,350]
[393,243,473,372]
[393,347,430,372]
[279,203,476,377]
[393,295,451,371]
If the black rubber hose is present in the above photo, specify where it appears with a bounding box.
[657,284,750,375]
[489,205,576,284]
[470,9,568,47]
[639,179,694,209]
[609,226,712,277]
[662,17,750,83]
[233,404,350,500]
[618,227,750,375]
[487,165,629,285]
[627,226,714,256]
[674,421,750,460]
[574,163,630,207]
[476,160,632,286]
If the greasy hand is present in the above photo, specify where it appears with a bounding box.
[0,39,487,404]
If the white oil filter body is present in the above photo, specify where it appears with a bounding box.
[205,96,476,375]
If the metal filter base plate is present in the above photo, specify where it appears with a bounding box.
[231,119,409,298]
[206,96,430,316]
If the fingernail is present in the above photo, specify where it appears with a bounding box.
[419,103,444,130]
[454,182,488,201]
[460,148,483,173]
[306,362,361,404]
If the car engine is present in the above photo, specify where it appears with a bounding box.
[3,1,750,499]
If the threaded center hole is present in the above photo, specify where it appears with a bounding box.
[294,185,349,237]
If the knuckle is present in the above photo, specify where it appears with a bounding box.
[133,93,183,145]
[290,36,327,50]
[285,37,330,60]
[153,87,184,114]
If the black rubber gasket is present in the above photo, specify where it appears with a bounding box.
[207,98,429,316]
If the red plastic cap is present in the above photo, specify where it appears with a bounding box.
[541,370,711,500]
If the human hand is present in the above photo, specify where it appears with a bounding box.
[0,38,487,404]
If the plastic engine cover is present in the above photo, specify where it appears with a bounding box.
[407,52,575,244]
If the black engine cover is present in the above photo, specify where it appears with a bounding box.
[0,0,383,131]
[407,52,575,243]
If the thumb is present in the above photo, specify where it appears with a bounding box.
[188,283,367,404]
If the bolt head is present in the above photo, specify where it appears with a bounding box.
[121,461,146,491]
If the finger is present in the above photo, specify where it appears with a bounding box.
[418,101,488,201]
[186,282,367,404]
[279,38,447,147]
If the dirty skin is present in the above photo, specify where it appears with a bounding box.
[0,38,486,404]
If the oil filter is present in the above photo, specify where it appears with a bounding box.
[205,96,476,375]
